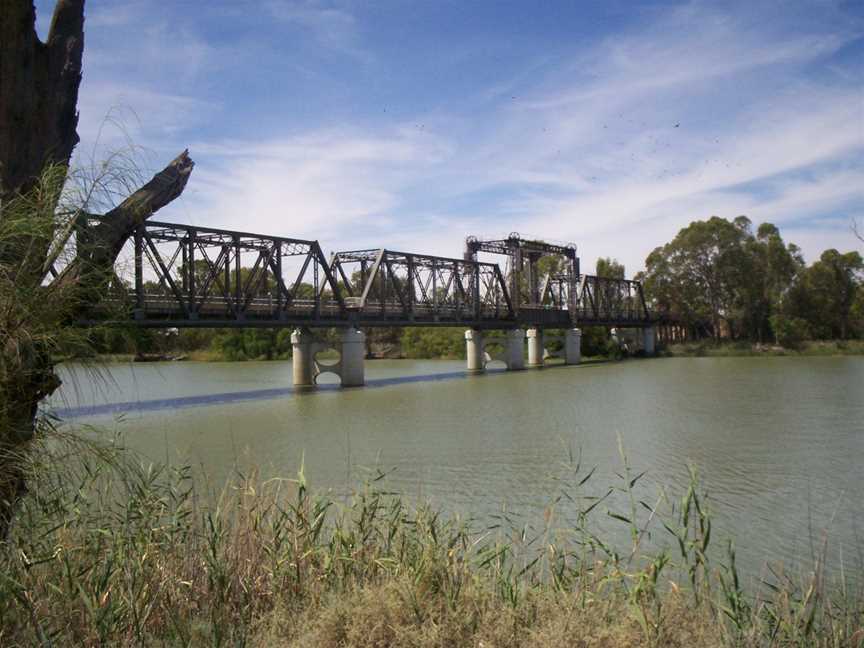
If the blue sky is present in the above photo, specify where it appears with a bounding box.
[36,0,864,273]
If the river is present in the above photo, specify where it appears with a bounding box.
[49,356,864,583]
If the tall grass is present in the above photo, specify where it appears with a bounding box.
[0,430,861,647]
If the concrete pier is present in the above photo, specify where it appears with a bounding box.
[505,329,525,370]
[291,328,316,387]
[564,328,582,365]
[465,329,485,373]
[643,325,656,356]
[292,327,366,387]
[526,328,544,368]
[339,328,366,386]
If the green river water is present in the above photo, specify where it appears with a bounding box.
[50,356,864,583]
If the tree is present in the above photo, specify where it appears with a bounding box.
[595,257,625,279]
[738,223,803,343]
[0,0,194,536]
[641,216,753,339]
[789,250,863,339]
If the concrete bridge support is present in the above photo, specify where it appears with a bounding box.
[291,327,366,387]
[465,329,485,374]
[339,328,366,386]
[505,329,525,370]
[466,328,525,372]
[527,328,544,368]
[643,326,656,356]
[565,328,582,365]
[291,328,316,387]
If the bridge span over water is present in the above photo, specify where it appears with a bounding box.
[76,219,686,388]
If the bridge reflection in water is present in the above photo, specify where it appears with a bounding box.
[76,220,687,387]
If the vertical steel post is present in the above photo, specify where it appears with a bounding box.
[224,244,231,308]
[380,253,386,315]
[275,242,283,317]
[568,254,579,322]
[406,255,415,320]
[527,253,539,306]
[455,262,462,317]
[510,244,522,313]
[473,263,481,320]
[313,255,320,319]
[134,227,144,318]
[181,242,188,292]
[188,229,196,317]
[234,235,241,315]
[432,260,438,316]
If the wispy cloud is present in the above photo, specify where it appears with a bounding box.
[68,0,864,272]
[182,127,451,250]
[263,0,369,60]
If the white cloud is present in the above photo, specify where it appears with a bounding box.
[176,127,452,251]
[73,1,864,274]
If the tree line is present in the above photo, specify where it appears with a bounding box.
[638,216,863,346]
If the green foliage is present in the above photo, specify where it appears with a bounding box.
[536,253,566,277]
[211,329,292,361]
[768,314,810,349]
[0,164,125,441]
[786,249,863,340]
[400,327,465,359]
[596,257,625,279]
[643,216,862,345]
[577,326,610,357]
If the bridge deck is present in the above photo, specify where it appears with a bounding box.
[87,299,651,329]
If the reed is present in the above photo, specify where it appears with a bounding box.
[0,431,860,647]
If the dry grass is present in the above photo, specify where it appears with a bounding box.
[253,580,722,647]
[0,432,861,647]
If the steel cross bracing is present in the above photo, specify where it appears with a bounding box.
[79,220,656,329]
[327,248,515,325]
[541,274,651,327]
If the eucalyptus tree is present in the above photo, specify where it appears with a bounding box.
[595,257,625,280]
[641,216,752,339]
[0,0,194,535]
[788,249,863,340]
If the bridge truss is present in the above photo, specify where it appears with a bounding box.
[79,220,656,329]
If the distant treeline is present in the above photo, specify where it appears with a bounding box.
[85,217,862,360]
[637,216,863,346]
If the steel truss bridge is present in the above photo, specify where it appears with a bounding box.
[81,220,657,330]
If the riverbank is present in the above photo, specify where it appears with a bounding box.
[664,339,864,357]
[2,436,860,647]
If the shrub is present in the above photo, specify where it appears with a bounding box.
[769,314,810,349]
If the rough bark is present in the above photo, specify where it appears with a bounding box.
[0,0,83,202]
[0,0,194,538]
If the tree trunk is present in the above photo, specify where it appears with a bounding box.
[0,0,194,537]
